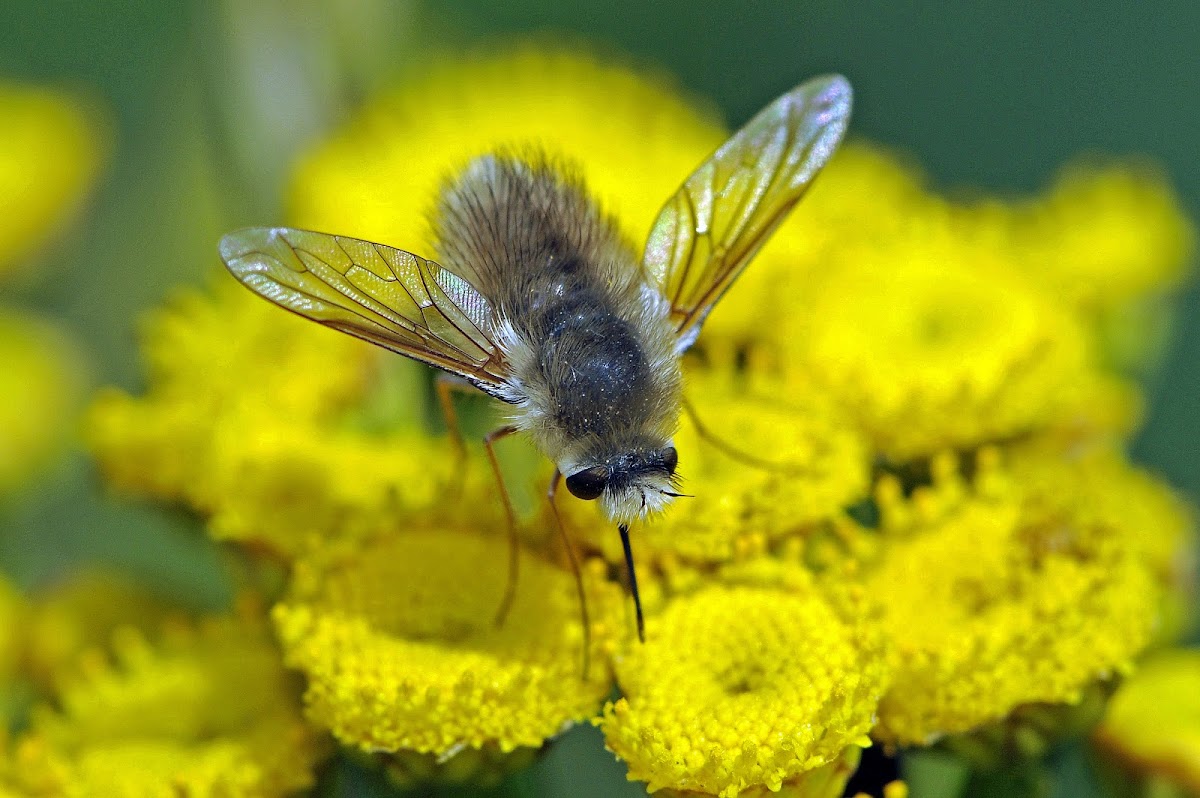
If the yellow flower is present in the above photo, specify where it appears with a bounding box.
[87,280,461,556]
[0,82,105,277]
[1005,442,1196,641]
[24,569,185,692]
[1093,648,1200,795]
[993,163,1194,314]
[0,310,85,497]
[273,525,622,756]
[868,450,1160,746]
[599,574,886,797]
[8,609,327,798]
[289,46,726,260]
[779,228,1119,459]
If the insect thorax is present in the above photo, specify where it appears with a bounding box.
[432,153,681,472]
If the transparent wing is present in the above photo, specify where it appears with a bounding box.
[219,227,510,395]
[642,75,852,348]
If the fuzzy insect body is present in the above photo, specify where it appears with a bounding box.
[436,156,682,519]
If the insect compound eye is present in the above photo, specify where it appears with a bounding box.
[661,446,678,475]
[565,466,608,501]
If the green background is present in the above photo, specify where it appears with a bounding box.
[1,2,1196,796]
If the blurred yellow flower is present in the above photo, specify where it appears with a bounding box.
[986,163,1194,315]
[869,450,1161,746]
[7,609,327,798]
[600,575,886,797]
[289,46,726,259]
[1093,648,1200,795]
[0,82,105,277]
[24,569,184,692]
[273,526,621,756]
[780,231,1124,459]
[0,310,85,496]
[1005,443,1196,641]
[87,280,451,557]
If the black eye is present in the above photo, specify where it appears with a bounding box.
[662,446,678,475]
[566,466,608,500]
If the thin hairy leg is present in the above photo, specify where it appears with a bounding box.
[682,394,793,472]
[547,470,591,678]
[483,424,521,627]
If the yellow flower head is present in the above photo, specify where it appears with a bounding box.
[1094,648,1200,795]
[0,82,105,277]
[8,609,327,798]
[273,526,621,756]
[600,575,886,797]
[86,279,490,557]
[869,450,1160,746]
[1005,443,1196,641]
[24,569,185,692]
[0,310,85,497]
[781,228,1118,459]
[289,46,726,258]
[997,162,1194,314]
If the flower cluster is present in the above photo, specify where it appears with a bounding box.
[80,47,1195,796]
[0,574,329,797]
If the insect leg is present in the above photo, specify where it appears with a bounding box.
[682,394,791,472]
[618,523,645,643]
[547,470,591,679]
[434,373,474,458]
[483,424,521,627]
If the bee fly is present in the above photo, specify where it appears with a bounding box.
[219,74,852,650]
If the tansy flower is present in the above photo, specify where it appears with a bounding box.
[272,525,622,758]
[7,608,328,798]
[0,82,105,276]
[1093,648,1200,795]
[599,572,887,798]
[1004,442,1196,641]
[23,569,186,692]
[288,46,727,261]
[778,227,1121,459]
[987,163,1194,315]
[957,163,1194,373]
[868,449,1161,747]
[87,280,484,557]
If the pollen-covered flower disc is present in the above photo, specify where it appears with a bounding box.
[600,580,886,797]
[868,456,1160,746]
[273,526,622,756]
[87,280,496,558]
[289,47,726,258]
[786,232,1107,459]
[8,612,327,798]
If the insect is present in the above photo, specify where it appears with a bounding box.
[219,74,852,648]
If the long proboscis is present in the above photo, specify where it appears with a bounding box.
[617,523,645,643]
